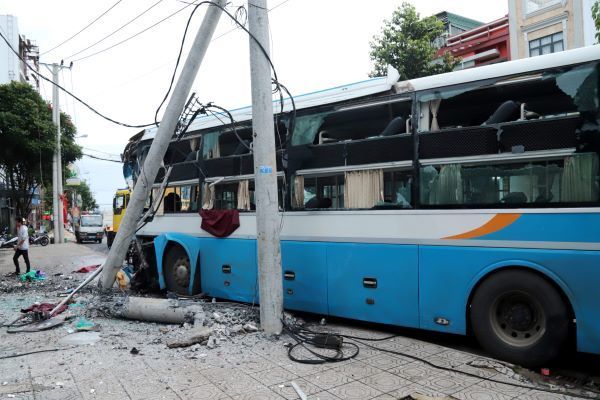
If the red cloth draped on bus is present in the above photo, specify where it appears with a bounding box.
[199,209,240,237]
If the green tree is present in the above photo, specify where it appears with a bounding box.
[0,81,81,217]
[65,180,98,211]
[369,2,459,79]
[592,0,600,42]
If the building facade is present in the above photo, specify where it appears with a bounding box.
[437,16,511,70]
[0,15,39,90]
[508,0,596,59]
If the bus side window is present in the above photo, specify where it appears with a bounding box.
[419,152,600,207]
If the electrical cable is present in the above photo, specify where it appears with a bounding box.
[0,30,155,128]
[282,319,600,400]
[64,0,165,61]
[82,147,121,157]
[70,1,194,63]
[41,0,124,56]
[83,153,122,163]
[0,347,75,360]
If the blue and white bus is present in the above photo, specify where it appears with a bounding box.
[125,46,600,366]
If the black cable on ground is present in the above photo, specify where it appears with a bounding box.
[282,319,359,364]
[283,320,600,400]
[0,347,75,360]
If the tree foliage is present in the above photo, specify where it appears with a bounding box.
[65,180,98,211]
[369,2,459,79]
[0,81,81,217]
[593,1,600,42]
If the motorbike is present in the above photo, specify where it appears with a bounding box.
[0,227,18,249]
[29,232,50,246]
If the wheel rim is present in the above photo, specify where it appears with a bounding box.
[490,290,546,347]
[172,256,190,288]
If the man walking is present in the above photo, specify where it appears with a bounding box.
[13,217,31,276]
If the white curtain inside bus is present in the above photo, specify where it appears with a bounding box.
[292,175,304,208]
[561,153,599,202]
[428,164,464,204]
[203,132,220,159]
[344,169,384,208]
[237,180,251,211]
[202,183,215,210]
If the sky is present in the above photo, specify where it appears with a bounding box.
[0,0,508,210]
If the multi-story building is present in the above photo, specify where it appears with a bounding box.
[0,15,21,85]
[0,15,39,90]
[437,16,511,70]
[508,0,596,59]
[433,11,484,49]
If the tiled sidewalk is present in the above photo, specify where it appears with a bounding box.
[0,320,592,400]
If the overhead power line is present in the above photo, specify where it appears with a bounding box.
[83,153,122,163]
[70,2,194,63]
[82,147,121,157]
[41,0,125,56]
[64,0,165,61]
[0,30,155,128]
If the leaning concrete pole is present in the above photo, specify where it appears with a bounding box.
[99,0,226,288]
[248,0,283,335]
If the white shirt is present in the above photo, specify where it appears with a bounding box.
[17,225,29,250]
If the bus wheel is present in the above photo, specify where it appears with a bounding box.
[164,246,191,295]
[470,270,569,367]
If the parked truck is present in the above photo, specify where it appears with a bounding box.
[74,213,104,244]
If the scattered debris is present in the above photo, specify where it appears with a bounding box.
[58,331,101,346]
[7,316,68,333]
[19,270,45,282]
[73,265,101,273]
[400,394,455,400]
[243,323,258,332]
[290,381,307,400]
[166,327,213,348]
[75,317,96,331]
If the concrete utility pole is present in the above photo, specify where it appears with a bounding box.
[99,0,226,288]
[49,63,65,245]
[248,0,284,335]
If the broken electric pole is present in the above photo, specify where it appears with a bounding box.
[99,0,226,289]
[248,0,284,335]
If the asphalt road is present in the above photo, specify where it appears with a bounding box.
[78,235,110,255]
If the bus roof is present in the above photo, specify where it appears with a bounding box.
[139,45,599,142]
[140,70,399,142]
[396,44,600,94]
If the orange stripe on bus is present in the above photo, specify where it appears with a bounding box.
[444,213,521,240]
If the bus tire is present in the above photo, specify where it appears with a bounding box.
[164,245,192,296]
[470,270,569,367]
